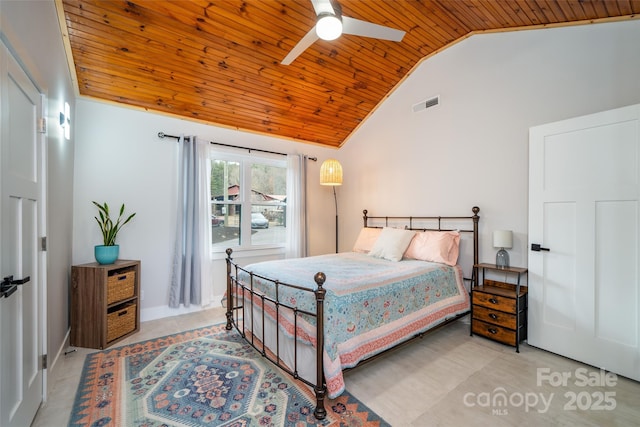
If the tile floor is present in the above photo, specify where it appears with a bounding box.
[33,308,640,426]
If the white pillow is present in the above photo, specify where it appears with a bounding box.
[368,227,416,262]
[352,227,382,253]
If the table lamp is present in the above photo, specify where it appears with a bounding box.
[493,230,513,268]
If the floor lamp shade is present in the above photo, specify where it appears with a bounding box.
[320,159,343,186]
[493,230,513,268]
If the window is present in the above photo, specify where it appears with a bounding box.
[210,152,287,250]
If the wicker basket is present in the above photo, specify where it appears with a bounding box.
[107,303,136,343]
[107,269,135,305]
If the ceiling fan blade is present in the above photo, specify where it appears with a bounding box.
[281,27,320,65]
[310,0,335,16]
[342,16,405,42]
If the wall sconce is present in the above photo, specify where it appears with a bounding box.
[493,230,513,268]
[59,102,70,140]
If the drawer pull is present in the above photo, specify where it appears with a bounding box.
[489,313,498,320]
[488,328,498,334]
[117,275,127,281]
[118,310,128,316]
[489,298,498,304]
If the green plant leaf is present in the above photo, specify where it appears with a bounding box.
[92,201,136,246]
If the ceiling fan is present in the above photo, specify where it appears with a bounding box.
[281,0,406,65]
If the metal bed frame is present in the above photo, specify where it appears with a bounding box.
[225,206,480,419]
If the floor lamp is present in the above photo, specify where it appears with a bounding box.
[320,159,343,253]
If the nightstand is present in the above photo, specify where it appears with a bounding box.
[470,263,528,352]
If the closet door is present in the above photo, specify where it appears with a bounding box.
[0,42,45,426]
[528,104,640,381]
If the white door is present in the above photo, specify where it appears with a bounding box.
[528,104,640,381]
[0,42,45,426]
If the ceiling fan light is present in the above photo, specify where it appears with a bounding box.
[316,14,342,41]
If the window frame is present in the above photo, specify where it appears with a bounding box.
[209,150,288,254]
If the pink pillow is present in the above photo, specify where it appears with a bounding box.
[404,230,460,266]
[352,227,382,253]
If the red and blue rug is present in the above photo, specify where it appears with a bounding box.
[69,323,389,426]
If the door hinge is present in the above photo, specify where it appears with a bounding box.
[37,117,47,134]
[41,236,47,251]
[42,354,47,370]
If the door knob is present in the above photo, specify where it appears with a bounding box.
[1,275,31,298]
[531,243,550,252]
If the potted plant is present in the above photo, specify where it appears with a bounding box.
[93,201,136,264]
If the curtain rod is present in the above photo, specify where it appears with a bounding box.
[158,132,317,161]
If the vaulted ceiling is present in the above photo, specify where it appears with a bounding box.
[58,0,640,147]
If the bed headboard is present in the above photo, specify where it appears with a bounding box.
[362,206,480,285]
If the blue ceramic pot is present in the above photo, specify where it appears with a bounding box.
[95,245,119,264]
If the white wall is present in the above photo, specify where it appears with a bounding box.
[339,20,640,269]
[73,99,338,321]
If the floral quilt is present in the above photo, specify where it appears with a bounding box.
[235,252,469,398]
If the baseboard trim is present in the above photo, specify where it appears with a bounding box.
[44,328,71,401]
[140,294,224,322]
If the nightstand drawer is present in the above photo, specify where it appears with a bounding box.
[472,319,516,346]
[472,291,515,312]
[473,305,516,329]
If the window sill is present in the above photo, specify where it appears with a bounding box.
[210,246,286,260]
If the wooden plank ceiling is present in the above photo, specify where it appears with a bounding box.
[59,0,639,147]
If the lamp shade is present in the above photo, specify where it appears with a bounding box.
[320,159,343,186]
[493,230,513,249]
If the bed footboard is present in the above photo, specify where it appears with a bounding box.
[225,248,328,420]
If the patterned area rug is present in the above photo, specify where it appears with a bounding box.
[69,323,389,426]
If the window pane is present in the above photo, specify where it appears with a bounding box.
[211,159,240,202]
[212,204,241,248]
[250,163,286,246]
[211,159,241,247]
[250,205,286,245]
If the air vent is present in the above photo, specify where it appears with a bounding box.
[412,95,440,113]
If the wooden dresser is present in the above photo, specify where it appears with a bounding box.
[471,263,528,352]
[71,260,140,349]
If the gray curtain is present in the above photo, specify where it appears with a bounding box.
[285,154,308,258]
[169,135,202,307]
